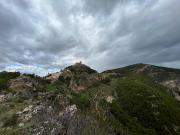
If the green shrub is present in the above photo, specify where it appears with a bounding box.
[3,113,17,127]
[0,112,17,127]
[0,128,22,135]
[46,84,57,92]
[0,71,20,90]
[112,75,180,135]
[70,92,91,110]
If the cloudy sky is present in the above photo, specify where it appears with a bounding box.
[0,0,180,76]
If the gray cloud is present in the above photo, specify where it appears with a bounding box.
[0,0,180,75]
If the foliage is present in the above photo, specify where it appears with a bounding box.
[70,92,91,110]
[45,80,67,94]
[0,105,17,127]
[111,75,180,135]
[0,71,20,90]
[0,128,22,135]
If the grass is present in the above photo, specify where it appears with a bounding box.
[0,105,17,127]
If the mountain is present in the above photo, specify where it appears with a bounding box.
[104,63,180,101]
[0,63,180,135]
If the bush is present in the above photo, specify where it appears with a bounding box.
[0,128,22,135]
[3,113,17,127]
[70,92,91,110]
[112,75,180,135]
[0,71,20,90]
[0,112,17,127]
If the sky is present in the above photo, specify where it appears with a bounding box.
[0,0,180,76]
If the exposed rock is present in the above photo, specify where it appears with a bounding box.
[162,80,180,91]
[46,72,62,83]
[59,69,73,81]
[135,64,152,73]
[0,95,6,103]
[0,93,13,103]
[64,104,77,117]
[56,63,106,92]
[16,106,33,122]
[18,123,24,127]
[162,80,180,101]
[16,105,44,123]
[105,96,114,103]
[1,63,180,135]
[68,73,109,92]
[33,105,45,114]
[8,75,37,94]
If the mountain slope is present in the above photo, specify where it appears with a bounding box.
[0,63,180,135]
[104,63,180,101]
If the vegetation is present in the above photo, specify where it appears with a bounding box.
[0,71,20,90]
[1,63,180,135]
[70,92,91,110]
[0,105,17,127]
[111,75,180,135]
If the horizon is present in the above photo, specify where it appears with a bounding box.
[2,62,180,77]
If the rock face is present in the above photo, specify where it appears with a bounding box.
[46,72,62,83]
[8,75,37,94]
[162,80,180,101]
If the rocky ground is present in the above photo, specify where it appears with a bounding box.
[0,63,180,135]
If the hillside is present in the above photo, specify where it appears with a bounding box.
[104,63,180,101]
[0,63,180,135]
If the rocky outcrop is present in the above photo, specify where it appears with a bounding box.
[64,104,77,117]
[8,75,37,94]
[53,63,108,92]
[45,63,114,92]
[46,72,62,83]
[161,80,180,101]
[0,93,13,103]
[68,73,109,92]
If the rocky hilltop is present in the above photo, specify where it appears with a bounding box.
[0,63,180,135]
